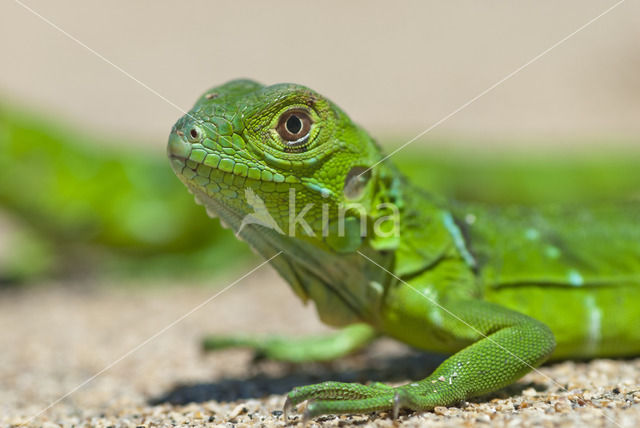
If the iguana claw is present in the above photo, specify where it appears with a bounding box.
[283,397,312,426]
[392,391,401,419]
[283,395,298,424]
[301,402,313,426]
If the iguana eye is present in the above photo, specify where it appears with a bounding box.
[276,109,312,148]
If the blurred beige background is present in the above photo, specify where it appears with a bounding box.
[1,0,639,148]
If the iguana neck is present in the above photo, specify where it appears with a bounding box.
[188,158,463,328]
[378,163,469,279]
[188,182,394,327]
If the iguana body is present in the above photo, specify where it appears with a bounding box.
[167,80,640,420]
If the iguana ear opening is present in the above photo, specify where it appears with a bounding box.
[343,166,372,201]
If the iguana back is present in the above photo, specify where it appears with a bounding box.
[456,201,640,288]
[454,201,640,358]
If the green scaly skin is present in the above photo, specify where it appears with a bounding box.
[168,80,640,421]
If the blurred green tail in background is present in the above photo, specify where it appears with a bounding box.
[0,103,247,284]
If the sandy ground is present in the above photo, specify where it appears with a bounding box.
[1,267,639,428]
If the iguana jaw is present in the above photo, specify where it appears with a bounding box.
[167,127,294,233]
[169,137,337,264]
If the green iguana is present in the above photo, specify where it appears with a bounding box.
[168,80,640,421]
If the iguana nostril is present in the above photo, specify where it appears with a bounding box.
[187,126,203,143]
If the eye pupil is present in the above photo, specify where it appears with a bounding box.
[285,115,302,135]
[190,128,199,139]
[276,109,312,149]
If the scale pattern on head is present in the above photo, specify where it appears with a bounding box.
[168,79,384,239]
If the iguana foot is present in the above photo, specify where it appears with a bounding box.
[283,381,420,422]
[282,379,473,421]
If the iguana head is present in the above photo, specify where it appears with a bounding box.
[168,80,398,254]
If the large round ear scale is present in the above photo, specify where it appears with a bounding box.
[343,166,372,200]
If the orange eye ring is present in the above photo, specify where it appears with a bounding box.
[276,109,312,147]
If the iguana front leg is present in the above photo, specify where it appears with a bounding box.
[285,299,555,420]
[202,323,377,363]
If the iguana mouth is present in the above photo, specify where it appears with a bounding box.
[168,130,300,188]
